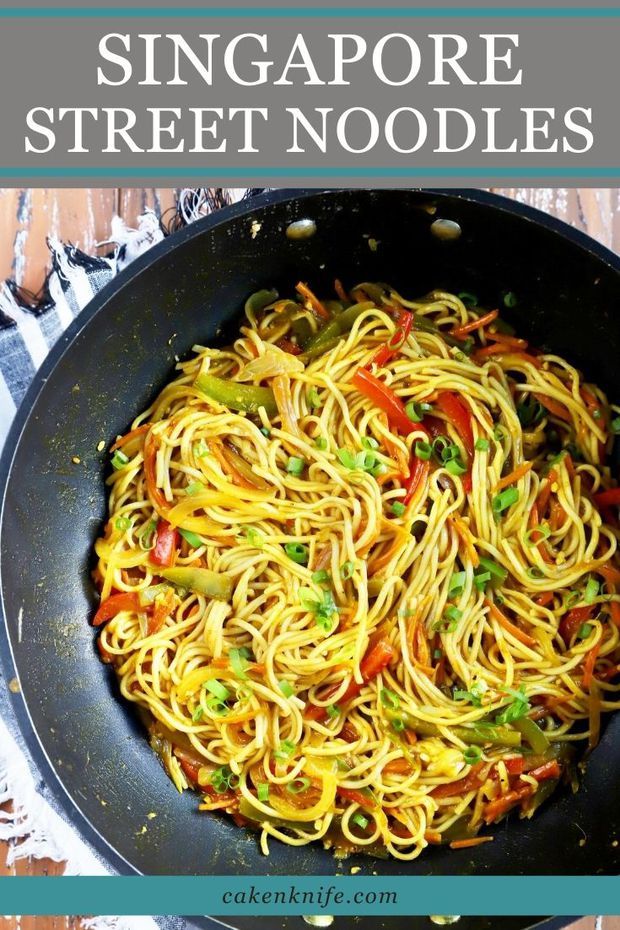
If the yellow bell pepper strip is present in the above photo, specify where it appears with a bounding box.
[159,566,233,600]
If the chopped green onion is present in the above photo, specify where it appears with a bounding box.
[308,387,322,409]
[355,450,379,472]
[445,458,467,476]
[139,520,157,551]
[285,542,309,564]
[492,487,520,516]
[593,409,602,420]
[495,685,530,725]
[287,777,311,794]
[340,560,355,579]
[274,739,296,760]
[242,526,265,549]
[205,679,230,702]
[441,443,461,463]
[406,401,427,422]
[503,291,518,308]
[192,705,204,722]
[115,516,132,532]
[577,623,593,640]
[433,648,443,660]
[206,698,229,716]
[454,680,487,707]
[361,436,379,450]
[433,618,459,633]
[475,438,490,452]
[351,812,370,830]
[300,589,338,631]
[517,398,544,428]
[315,437,328,451]
[478,557,508,583]
[525,524,551,546]
[257,782,270,802]
[380,688,400,710]
[179,528,203,549]
[611,416,620,435]
[391,501,406,517]
[527,567,544,579]
[473,570,492,591]
[286,456,306,476]
[391,717,405,732]
[493,424,505,441]
[463,745,483,765]
[585,577,600,604]
[211,765,238,793]
[260,427,271,437]
[448,571,467,597]
[186,481,205,496]
[327,703,340,718]
[311,570,331,584]
[432,435,450,459]
[229,647,250,680]
[458,292,478,307]
[279,680,294,698]
[414,440,432,461]
[445,606,463,623]
[111,450,129,470]
[193,439,210,457]
[564,590,581,610]
[336,448,356,469]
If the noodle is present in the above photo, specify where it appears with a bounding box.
[93,282,620,859]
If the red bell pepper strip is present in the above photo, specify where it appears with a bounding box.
[151,519,180,568]
[305,637,395,722]
[434,392,474,492]
[370,311,413,367]
[594,487,620,508]
[451,309,499,339]
[276,337,302,356]
[559,604,595,645]
[93,591,140,627]
[403,456,431,505]
[351,367,415,436]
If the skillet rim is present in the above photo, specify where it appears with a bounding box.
[1,187,620,888]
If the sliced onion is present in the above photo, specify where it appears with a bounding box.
[238,344,304,381]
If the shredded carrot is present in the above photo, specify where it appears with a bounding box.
[535,394,572,423]
[475,349,542,369]
[143,432,170,514]
[209,437,269,491]
[296,281,329,319]
[582,642,601,689]
[450,516,480,567]
[495,461,532,492]
[536,469,556,515]
[610,602,620,629]
[369,537,404,575]
[534,591,554,608]
[424,829,443,845]
[451,308,498,338]
[486,600,537,647]
[379,413,410,477]
[449,836,494,850]
[549,499,566,531]
[383,758,413,775]
[110,423,150,452]
[409,618,431,668]
[334,278,348,303]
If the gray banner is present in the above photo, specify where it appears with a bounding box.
[0,10,619,186]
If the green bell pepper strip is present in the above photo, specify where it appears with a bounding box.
[302,301,374,355]
[159,566,233,600]
[513,716,550,754]
[385,708,521,748]
[194,373,277,417]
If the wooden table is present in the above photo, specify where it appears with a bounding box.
[0,187,618,928]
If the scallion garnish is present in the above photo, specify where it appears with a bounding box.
[186,481,205,496]
[391,501,406,517]
[463,745,483,765]
[257,782,270,802]
[577,623,593,640]
[414,440,432,461]
[274,739,296,760]
[308,387,322,409]
[285,542,309,564]
[327,704,340,718]
[229,647,251,680]
[139,520,157,551]
[286,456,306,476]
[525,523,551,546]
[448,571,467,597]
[340,561,355,579]
[115,516,132,532]
[315,437,328,451]
[111,450,129,470]
[475,438,490,452]
[492,487,519,516]
[584,576,600,604]
[242,526,265,549]
[391,717,405,732]
[311,570,331,584]
[503,291,518,308]
[495,685,530,725]
[611,416,620,435]
[445,458,467,476]
[361,436,379,451]
[205,679,230,702]
[287,777,311,794]
[458,292,478,307]
[279,679,294,698]
[478,556,508,584]
[380,688,400,710]
[351,812,370,830]
[211,765,239,794]
[192,705,204,723]
[193,439,210,457]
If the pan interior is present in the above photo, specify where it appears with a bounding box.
[1,188,620,878]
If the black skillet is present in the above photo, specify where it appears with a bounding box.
[0,190,619,912]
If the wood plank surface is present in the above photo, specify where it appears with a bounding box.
[0,187,618,928]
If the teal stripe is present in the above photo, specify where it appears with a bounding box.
[1,6,620,16]
[3,166,620,178]
[0,874,619,915]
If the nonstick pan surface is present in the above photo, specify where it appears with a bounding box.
[1,189,619,891]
